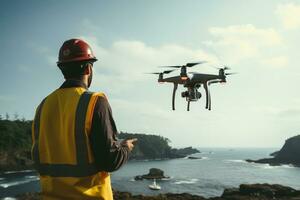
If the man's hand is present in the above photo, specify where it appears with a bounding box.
[121,138,138,151]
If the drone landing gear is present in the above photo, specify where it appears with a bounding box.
[187,100,190,111]
[172,83,178,110]
[204,82,211,110]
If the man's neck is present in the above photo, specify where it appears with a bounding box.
[60,79,88,89]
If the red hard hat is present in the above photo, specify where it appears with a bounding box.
[57,39,97,66]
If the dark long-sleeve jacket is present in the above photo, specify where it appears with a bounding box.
[60,80,129,172]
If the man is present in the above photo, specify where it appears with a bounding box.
[31,38,137,200]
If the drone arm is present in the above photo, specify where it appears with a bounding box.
[172,83,178,110]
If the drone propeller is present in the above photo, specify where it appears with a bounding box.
[223,66,230,70]
[225,72,237,75]
[147,69,176,75]
[159,65,181,68]
[186,61,207,67]
[214,65,231,70]
[188,72,201,74]
[159,61,207,68]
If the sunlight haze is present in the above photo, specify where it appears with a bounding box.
[1,0,299,148]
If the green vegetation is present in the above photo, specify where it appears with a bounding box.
[0,117,32,152]
[119,132,199,160]
[0,117,33,171]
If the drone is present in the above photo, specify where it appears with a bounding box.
[148,62,235,111]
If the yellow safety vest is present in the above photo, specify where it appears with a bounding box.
[32,87,113,200]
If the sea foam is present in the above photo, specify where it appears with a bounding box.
[174,178,198,185]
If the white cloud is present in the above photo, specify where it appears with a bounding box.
[276,3,300,30]
[252,105,300,119]
[205,24,282,64]
[261,56,288,68]
[79,36,219,95]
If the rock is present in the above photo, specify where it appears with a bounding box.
[246,135,300,167]
[135,168,170,180]
[270,151,279,157]
[188,156,202,159]
[16,192,41,200]
[134,175,143,181]
[169,147,200,159]
[0,151,34,173]
[222,184,300,199]
[275,135,300,165]
[15,184,300,200]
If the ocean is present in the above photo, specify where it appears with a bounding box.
[1,148,300,199]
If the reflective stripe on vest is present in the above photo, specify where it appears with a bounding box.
[33,91,99,177]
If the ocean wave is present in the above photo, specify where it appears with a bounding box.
[259,164,295,169]
[3,170,34,174]
[161,177,172,181]
[184,156,209,160]
[0,176,39,188]
[1,197,17,200]
[173,178,198,185]
[280,164,295,168]
[224,159,247,163]
[24,175,38,179]
[200,151,214,155]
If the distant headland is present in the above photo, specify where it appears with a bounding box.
[246,135,300,167]
[118,132,200,160]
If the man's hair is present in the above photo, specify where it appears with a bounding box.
[58,61,91,79]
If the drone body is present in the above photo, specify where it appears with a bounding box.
[150,62,234,111]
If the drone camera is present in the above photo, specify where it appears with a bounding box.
[182,89,201,101]
[181,91,189,98]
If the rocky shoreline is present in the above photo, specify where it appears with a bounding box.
[246,135,300,167]
[16,184,300,200]
[0,151,34,173]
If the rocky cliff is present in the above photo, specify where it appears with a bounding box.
[247,135,300,167]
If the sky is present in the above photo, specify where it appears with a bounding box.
[1,0,300,148]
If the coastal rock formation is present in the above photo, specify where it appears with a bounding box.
[16,184,300,200]
[188,156,202,159]
[246,135,300,167]
[135,168,170,180]
[221,184,300,200]
[0,151,33,172]
[119,132,200,160]
[168,147,200,159]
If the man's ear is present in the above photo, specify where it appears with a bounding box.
[83,64,92,75]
